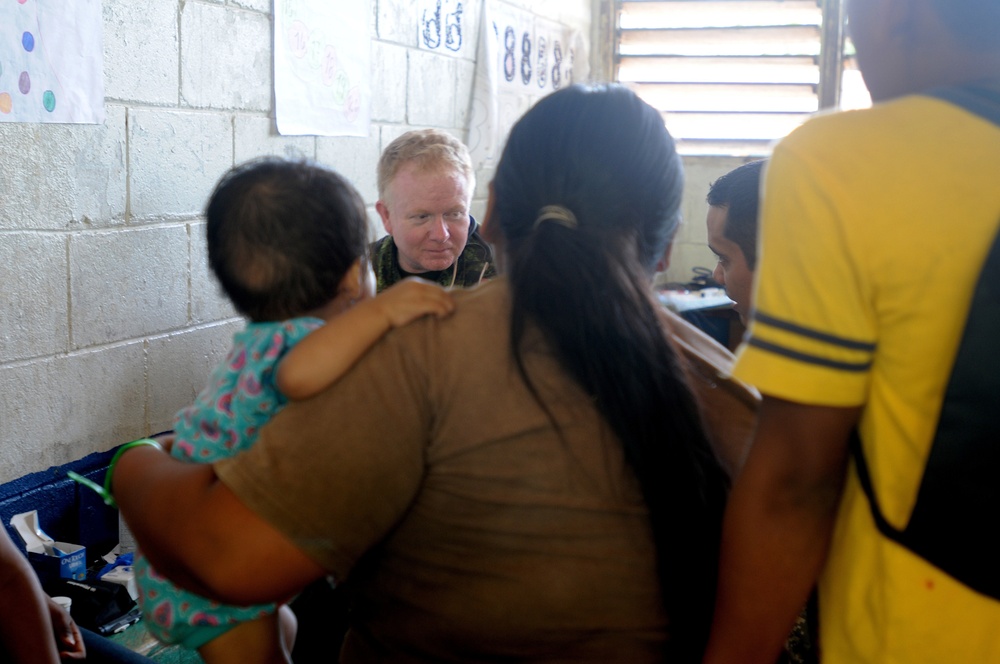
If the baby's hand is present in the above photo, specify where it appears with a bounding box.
[375,278,455,328]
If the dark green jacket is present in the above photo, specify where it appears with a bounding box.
[369,218,497,293]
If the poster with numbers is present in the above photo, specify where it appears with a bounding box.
[0,0,104,124]
[466,0,588,169]
[275,0,372,136]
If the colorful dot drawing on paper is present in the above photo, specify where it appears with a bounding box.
[320,45,336,86]
[282,12,354,116]
[1,0,105,123]
[288,21,308,58]
[345,87,360,122]
[332,69,349,105]
[305,29,328,71]
[274,0,371,135]
[0,93,12,114]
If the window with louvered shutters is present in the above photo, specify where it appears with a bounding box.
[616,0,869,156]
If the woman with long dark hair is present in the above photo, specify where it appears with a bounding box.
[113,84,753,662]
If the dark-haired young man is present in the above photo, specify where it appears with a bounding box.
[705,160,765,325]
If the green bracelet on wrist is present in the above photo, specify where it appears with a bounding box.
[67,438,162,509]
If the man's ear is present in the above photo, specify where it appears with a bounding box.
[375,200,392,235]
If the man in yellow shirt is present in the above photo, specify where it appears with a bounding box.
[704,1,1000,662]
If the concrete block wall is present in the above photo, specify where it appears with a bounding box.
[0,0,593,485]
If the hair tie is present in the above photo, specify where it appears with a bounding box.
[533,205,578,231]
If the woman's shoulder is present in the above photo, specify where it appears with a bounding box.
[657,307,760,478]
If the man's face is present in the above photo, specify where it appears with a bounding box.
[376,163,472,274]
[707,205,753,324]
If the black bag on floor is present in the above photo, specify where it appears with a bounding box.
[47,578,137,633]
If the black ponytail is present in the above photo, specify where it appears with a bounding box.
[494,85,728,661]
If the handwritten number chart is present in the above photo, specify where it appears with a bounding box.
[491,6,575,96]
[1,0,104,124]
[418,0,576,98]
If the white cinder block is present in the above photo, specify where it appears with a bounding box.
[454,59,476,133]
[366,206,383,242]
[664,243,718,288]
[473,164,495,201]
[547,0,592,27]
[102,0,178,104]
[0,233,69,364]
[234,115,316,164]
[189,221,239,324]
[0,106,127,230]
[407,50,457,127]
[316,134,381,204]
[0,343,146,484]
[470,200,487,227]
[231,0,270,13]
[379,124,414,153]
[181,3,271,111]
[370,41,407,123]
[129,109,233,219]
[676,156,748,246]
[70,226,189,349]
[377,0,419,46]
[146,322,243,434]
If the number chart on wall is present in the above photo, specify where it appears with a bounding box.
[465,1,588,170]
[274,0,372,136]
[492,6,579,96]
[0,0,104,124]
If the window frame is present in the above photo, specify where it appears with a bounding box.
[609,0,856,156]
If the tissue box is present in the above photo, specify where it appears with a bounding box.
[11,510,87,582]
[100,565,138,600]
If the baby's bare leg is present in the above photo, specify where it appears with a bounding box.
[197,610,292,664]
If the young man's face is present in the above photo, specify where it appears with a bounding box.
[707,205,753,324]
[375,163,472,274]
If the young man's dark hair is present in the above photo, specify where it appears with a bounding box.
[706,160,765,271]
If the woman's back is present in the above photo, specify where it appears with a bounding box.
[344,279,669,662]
[225,279,669,662]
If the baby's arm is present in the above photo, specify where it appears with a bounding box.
[277,278,454,401]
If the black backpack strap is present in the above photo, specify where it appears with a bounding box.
[850,80,1000,598]
[851,222,1000,597]
[901,222,1000,597]
[849,429,905,541]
